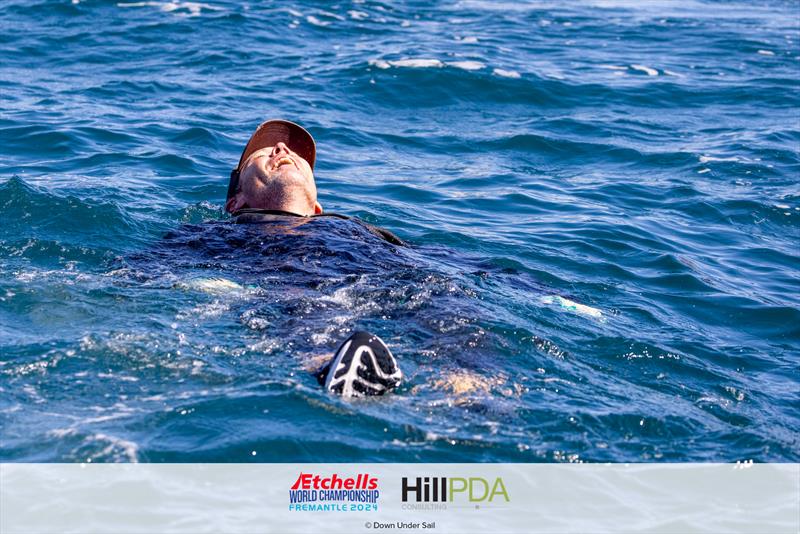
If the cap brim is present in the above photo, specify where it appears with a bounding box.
[237,119,316,172]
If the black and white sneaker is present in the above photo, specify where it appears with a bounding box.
[317,331,402,397]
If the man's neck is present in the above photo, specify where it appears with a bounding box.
[232,207,306,218]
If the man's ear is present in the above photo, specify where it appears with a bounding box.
[225,194,247,214]
[314,200,323,214]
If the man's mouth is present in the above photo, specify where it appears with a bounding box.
[273,157,295,170]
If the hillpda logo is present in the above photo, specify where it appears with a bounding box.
[401,476,509,510]
[288,473,380,512]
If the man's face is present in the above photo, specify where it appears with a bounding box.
[226,142,322,215]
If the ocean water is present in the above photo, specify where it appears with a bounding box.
[1,0,798,464]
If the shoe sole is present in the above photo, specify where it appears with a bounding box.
[323,331,402,397]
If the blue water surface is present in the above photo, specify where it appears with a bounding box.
[1,0,798,463]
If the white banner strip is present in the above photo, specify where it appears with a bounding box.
[1,463,798,533]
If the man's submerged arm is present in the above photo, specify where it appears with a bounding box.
[358,222,405,246]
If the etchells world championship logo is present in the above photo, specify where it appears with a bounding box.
[288,473,380,512]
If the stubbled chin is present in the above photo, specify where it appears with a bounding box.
[259,166,292,180]
[273,167,307,183]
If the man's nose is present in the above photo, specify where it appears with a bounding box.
[270,142,289,157]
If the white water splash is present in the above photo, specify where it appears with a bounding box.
[389,58,444,68]
[630,64,659,76]
[348,10,369,20]
[370,57,517,76]
[116,1,222,16]
[449,61,486,71]
[177,300,230,320]
[306,15,330,27]
[178,277,245,294]
[368,59,391,69]
[84,433,139,463]
[699,155,741,163]
[541,295,603,319]
[493,68,521,78]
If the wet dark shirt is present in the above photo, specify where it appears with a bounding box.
[232,208,406,246]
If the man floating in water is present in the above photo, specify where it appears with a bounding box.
[226,119,403,245]
[225,119,403,397]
